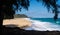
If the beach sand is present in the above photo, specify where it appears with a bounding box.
[3,18,32,28]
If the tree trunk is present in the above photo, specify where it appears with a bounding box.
[54,13,58,23]
[0,12,4,29]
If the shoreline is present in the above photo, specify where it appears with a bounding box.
[3,18,60,31]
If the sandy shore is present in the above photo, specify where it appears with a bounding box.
[3,18,32,28]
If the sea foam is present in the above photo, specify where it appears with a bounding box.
[24,18,60,31]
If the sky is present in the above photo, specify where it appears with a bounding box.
[16,0,60,18]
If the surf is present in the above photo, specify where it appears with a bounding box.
[24,18,60,31]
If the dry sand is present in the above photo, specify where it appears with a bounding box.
[3,18,32,28]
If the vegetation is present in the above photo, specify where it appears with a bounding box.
[14,14,28,18]
[0,0,60,27]
[37,0,60,21]
[0,0,30,27]
[0,0,60,34]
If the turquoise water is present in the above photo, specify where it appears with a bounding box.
[31,18,60,25]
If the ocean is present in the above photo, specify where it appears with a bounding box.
[31,18,60,25]
[24,18,60,31]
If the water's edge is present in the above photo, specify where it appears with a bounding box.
[24,18,60,31]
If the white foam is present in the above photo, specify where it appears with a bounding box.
[24,18,60,31]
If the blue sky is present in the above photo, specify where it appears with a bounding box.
[16,0,60,18]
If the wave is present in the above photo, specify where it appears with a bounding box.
[24,18,60,31]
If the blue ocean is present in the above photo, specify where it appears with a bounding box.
[31,18,60,25]
[24,18,60,31]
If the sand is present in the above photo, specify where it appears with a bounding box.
[3,18,32,28]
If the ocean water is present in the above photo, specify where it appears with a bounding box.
[31,18,60,25]
[24,18,60,31]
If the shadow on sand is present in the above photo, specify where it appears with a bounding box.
[3,25,60,35]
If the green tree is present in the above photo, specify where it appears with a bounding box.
[0,0,30,28]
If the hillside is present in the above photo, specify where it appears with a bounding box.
[14,14,28,18]
[4,14,28,19]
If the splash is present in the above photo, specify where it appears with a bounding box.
[24,18,60,31]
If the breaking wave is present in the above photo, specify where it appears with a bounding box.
[25,18,60,31]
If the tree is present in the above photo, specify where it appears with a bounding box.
[0,0,30,28]
[0,0,60,28]
[37,0,60,22]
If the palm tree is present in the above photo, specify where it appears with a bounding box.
[37,0,60,22]
[0,0,30,28]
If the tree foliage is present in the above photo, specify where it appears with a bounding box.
[37,0,60,21]
[0,0,30,19]
[0,0,60,20]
